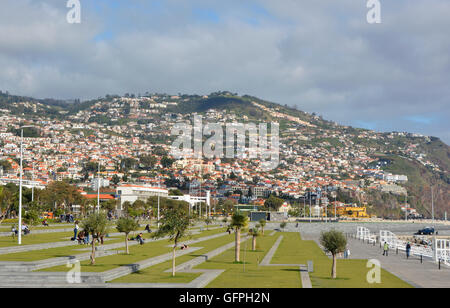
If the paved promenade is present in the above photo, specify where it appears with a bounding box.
[346,237,450,288]
[302,232,450,288]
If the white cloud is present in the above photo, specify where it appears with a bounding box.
[0,0,448,143]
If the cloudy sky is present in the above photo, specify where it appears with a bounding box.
[0,0,449,144]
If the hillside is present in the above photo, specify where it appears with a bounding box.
[0,90,448,219]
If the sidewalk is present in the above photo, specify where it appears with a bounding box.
[346,237,450,288]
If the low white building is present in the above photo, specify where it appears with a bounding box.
[116,184,169,209]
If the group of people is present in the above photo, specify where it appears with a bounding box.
[11,224,30,237]
[382,241,412,259]
[72,221,105,245]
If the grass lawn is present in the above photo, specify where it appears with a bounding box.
[110,232,237,284]
[199,233,302,288]
[271,233,412,288]
[0,231,75,248]
[40,228,228,273]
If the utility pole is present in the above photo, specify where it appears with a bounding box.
[431,186,434,222]
[334,193,337,220]
[405,191,408,221]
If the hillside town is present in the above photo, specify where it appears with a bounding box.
[0,93,440,220]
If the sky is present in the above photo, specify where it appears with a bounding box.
[0,0,449,144]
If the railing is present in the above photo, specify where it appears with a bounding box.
[436,239,450,266]
[356,228,450,267]
[356,226,377,244]
[379,230,434,258]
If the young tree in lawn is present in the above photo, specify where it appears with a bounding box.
[230,212,249,262]
[116,217,140,254]
[280,221,287,231]
[81,212,108,265]
[249,224,262,251]
[205,217,212,230]
[259,218,266,235]
[23,209,40,233]
[319,229,347,279]
[153,207,191,277]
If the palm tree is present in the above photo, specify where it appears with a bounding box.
[249,224,262,251]
[81,212,108,265]
[259,219,266,235]
[116,217,139,254]
[319,229,347,278]
[230,212,248,262]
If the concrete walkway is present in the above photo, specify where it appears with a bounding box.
[346,237,450,288]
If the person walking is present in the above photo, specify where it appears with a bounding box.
[73,221,79,241]
[406,242,411,259]
[11,225,17,239]
[383,242,389,256]
[344,247,351,259]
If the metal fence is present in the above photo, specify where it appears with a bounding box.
[356,226,377,244]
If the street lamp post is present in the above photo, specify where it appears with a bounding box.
[97,161,100,212]
[31,162,35,202]
[17,125,34,245]
[18,129,24,245]
[431,187,434,223]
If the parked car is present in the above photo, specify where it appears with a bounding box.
[415,227,435,235]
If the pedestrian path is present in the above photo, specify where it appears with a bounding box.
[346,237,450,288]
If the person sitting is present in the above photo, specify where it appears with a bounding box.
[84,232,90,245]
[22,224,30,235]
[42,219,49,227]
[180,244,189,250]
[145,224,152,233]
[136,233,145,245]
[77,231,85,245]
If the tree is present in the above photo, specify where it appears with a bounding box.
[169,189,183,196]
[280,222,287,231]
[259,218,266,236]
[139,155,157,170]
[42,181,83,212]
[264,195,284,211]
[161,156,175,168]
[111,174,120,186]
[230,212,248,262]
[23,209,40,231]
[102,199,117,215]
[153,207,191,276]
[116,217,139,254]
[81,213,108,265]
[205,217,212,230]
[0,160,12,172]
[0,186,17,223]
[319,229,347,279]
[249,225,261,251]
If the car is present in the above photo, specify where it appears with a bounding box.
[415,227,435,235]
